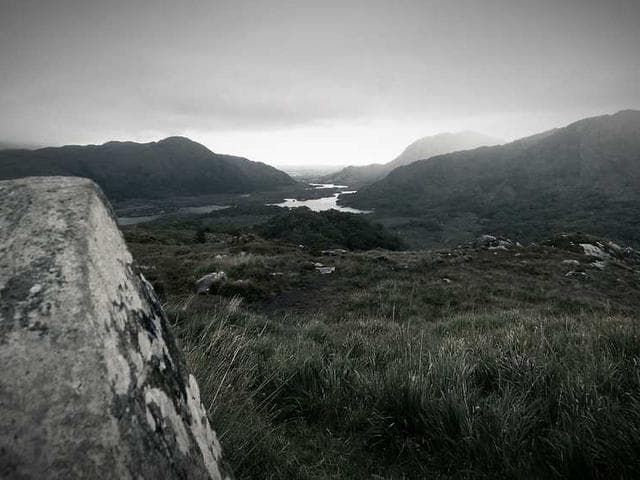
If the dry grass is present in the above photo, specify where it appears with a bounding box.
[170,298,640,479]
[127,228,640,479]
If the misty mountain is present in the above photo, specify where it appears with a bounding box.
[0,141,33,150]
[321,132,498,186]
[342,110,640,246]
[0,136,295,200]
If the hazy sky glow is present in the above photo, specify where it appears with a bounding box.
[1,0,639,165]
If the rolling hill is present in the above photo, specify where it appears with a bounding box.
[321,131,498,186]
[342,110,640,246]
[0,136,295,200]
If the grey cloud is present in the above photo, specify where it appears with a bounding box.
[0,0,639,149]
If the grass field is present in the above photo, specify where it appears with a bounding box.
[125,224,640,479]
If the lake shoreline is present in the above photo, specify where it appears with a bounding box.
[117,183,372,225]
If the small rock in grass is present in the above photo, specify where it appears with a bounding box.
[194,271,227,293]
[561,259,580,266]
[316,266,336,274]
[565,270,588,278]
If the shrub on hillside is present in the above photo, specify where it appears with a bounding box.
[255,207,404,251]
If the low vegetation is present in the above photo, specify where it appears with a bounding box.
[256,207,404,251]
[125,218,640,479]
[174,302,640,479]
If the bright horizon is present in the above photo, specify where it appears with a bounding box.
[185,108,633,167]
[15,107,635,169]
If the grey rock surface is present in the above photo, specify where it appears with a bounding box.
[0,177,231,479]
[195,271,227,294]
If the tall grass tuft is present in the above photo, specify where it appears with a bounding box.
[171,300,640,479]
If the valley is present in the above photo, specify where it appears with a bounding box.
[342,111,640,249]
[3,2,639,479]
[104,110,640,479]
[113,183,371,225]
[2,110,640,479]
[123,216,640,479]
[266,184,370,214]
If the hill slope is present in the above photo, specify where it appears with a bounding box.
[343,110,640,245]
[0,136,295,200]
[125,219,640,479]
[322,131,498,186]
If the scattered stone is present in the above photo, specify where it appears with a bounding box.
[474,234,515,250]
[561,259,580,266]
[565,270,588,278]
[195,271,227,294]
[475,234,496,247]
[232,234,255,244]
[606,241,624,255]
[321,249,348,256]
[545,234,636,264]
[316,266,336,274]
[580,243,611,260]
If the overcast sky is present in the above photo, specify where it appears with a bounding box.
[1,0,639,166]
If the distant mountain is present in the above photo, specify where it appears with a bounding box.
[0,137,295,200]
[0,141,33,150]
[322,131,499,186]
[343,110,640,246]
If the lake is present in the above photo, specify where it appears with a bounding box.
[268,185,372,214]
[308,183,349,189]
[118,184,371,225]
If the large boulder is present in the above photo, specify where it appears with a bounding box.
[0,177,231,479]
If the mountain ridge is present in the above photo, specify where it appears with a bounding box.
[342,110,640,246]
[321,131,499,186]
[0,136,296,201]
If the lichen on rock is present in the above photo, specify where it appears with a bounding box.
[0,177,232,480]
